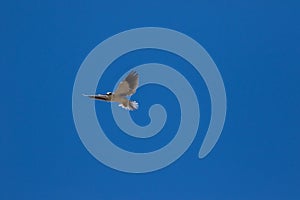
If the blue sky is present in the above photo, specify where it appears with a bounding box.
[1,0,300,199]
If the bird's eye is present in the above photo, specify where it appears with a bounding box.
[107,92,112,95]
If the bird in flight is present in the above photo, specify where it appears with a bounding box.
[83,71,139,111]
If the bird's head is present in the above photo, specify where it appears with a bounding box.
[101,92,113,101]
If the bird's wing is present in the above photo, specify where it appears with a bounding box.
[114,71,139,96]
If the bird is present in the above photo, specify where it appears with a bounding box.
[83,71,139,111]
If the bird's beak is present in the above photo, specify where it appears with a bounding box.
[83,94,109,101]
[94,94,109,101]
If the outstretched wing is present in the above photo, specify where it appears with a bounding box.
[114,71,139,96]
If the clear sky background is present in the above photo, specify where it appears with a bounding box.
[1,0,300,199]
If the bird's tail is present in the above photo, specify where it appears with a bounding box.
[119,100,138,111]
[129,101,139,110]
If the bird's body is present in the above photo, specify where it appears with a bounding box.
[83,71,139,111]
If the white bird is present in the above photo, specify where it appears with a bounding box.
[83,71,139,111]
